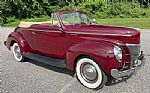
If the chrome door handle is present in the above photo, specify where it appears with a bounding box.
[32,32,36,35]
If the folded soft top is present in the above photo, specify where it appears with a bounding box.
[18,21,51,28]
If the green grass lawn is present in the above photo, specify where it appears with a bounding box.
[97,18,150,29]
[3,17,150,29]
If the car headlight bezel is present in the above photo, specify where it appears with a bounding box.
[114,46,122,62]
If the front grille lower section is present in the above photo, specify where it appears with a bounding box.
[126,44,140,66]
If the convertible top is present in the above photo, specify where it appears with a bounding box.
[18,21,51,28]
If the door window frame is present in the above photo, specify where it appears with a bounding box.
[51,13,61,28]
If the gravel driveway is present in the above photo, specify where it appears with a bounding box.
[0,27,150,93]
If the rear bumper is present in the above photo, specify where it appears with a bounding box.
[111,51,146,79]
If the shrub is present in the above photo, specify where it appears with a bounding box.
[1,0,150,26]
[6,16,17,23]
[62,1,150,19]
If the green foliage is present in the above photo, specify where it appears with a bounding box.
[0,0,47,25]
[61,1,150,19]
[6,16,17,23]
[0,0,150,26]
[48,6,61,12]
[3,15,50,27]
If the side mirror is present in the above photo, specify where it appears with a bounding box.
[91,18,96,24]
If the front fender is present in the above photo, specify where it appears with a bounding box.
[66,41,123,75]
[6,31,31,54]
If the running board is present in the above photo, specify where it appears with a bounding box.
[24,53,66,68]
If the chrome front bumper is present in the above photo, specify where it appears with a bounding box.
[111,51,146,79]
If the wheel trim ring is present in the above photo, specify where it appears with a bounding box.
[76,58,103,89]
[80,63,98,83]
[12,43,23,61]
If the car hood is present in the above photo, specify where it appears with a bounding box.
[65,25,141,44]
[65,25,140,36]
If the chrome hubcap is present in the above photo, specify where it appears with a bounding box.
[81,63,98,83]
[14,45,21,59]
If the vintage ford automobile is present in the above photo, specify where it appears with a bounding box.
[4,10,145,89]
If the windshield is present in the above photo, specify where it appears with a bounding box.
[60,12,90,25]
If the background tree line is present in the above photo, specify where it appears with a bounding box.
[0,0,150,25]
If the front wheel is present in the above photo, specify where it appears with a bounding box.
[12,43,26,62]
[76,58,107,89]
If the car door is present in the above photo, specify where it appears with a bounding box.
[33,13,64,58]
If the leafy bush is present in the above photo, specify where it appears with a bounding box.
[0,0,150,26]
[6,16,17,23]
[62,1,150,19]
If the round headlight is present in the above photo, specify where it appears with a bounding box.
[114,46,122,62]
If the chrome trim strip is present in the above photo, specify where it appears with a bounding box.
[66,32,132,36]
[27,28,62,33]
[126,44,141,46]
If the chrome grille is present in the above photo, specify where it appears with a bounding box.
[126,44,140,66]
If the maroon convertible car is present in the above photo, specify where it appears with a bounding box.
[4,10,145,89]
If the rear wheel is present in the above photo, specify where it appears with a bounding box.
[76,58,107,89]
[12,43,26,62]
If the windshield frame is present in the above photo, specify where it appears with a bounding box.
[59,11,90,26]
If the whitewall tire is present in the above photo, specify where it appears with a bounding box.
[12,43,25,62]
[76,58,107,89]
